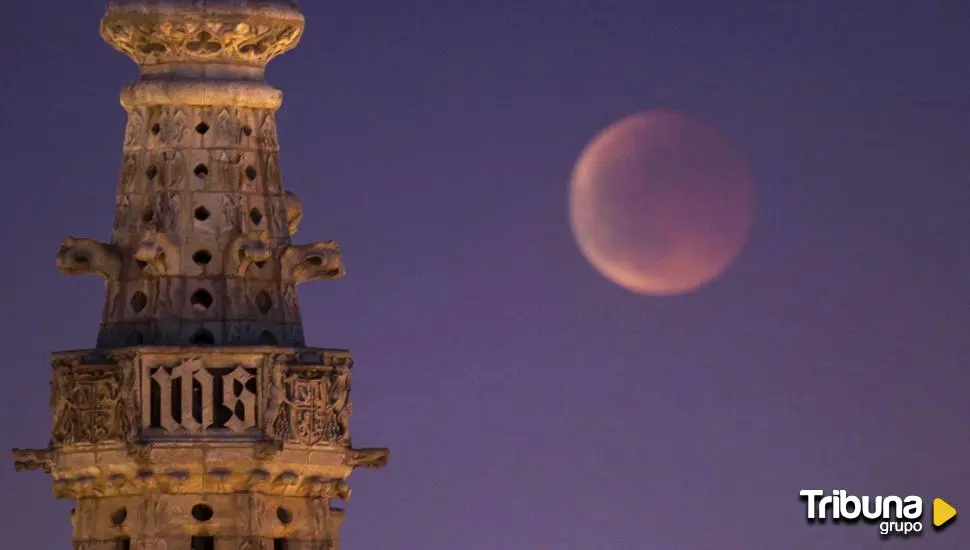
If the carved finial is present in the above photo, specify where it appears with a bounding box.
[100,2,305,70]
[56,238,121,279]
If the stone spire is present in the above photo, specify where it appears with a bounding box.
[14,2,388,549]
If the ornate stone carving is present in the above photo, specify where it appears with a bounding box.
[221,193,242,233]
[161,151,186,190]
[259,112,278,150]
[272,362,351,447]
[100,6,305,68]
[262,353,289,441]
[120,153,138,193]
[149,357,258,434]
[108,350,142,442]
[217,152,244,192]
[125,108,145,149]
[57,238,121,279]
[215,107,240,146]
[284,190,303,236]
[281,241,345,284]
[135,232,180,275]
[343,448,389,470]
[50,361,132,446]
[227,231,273,276]
[168,108,190,147]
[11,448,54,473]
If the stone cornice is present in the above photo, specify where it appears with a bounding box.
[121,80,283,110]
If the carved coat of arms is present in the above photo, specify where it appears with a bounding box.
[284,374,332,446]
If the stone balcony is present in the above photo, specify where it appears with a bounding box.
[12,346,388,500]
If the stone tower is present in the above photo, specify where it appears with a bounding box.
[12,1,389,549]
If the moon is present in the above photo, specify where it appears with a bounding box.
[569,110,755,296]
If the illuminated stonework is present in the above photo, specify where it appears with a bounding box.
[13,2,387,549]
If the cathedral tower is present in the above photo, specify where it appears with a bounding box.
[13,1,388,548]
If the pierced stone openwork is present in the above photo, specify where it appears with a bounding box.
[100,3,305,68]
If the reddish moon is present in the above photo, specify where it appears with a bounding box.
[569,110,755,296]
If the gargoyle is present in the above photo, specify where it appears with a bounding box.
[343,447,389,469]
[281,241,345,284]
[135,232,179,275]
[56,238,121,279]
[12,448,54,473]
[284,190,303,236]
[226,231,272,275]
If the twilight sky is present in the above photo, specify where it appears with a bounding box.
[1,1,969,548]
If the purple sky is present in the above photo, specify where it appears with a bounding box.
[2,1,969,548]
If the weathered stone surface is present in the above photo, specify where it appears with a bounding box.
[14,2,387,549]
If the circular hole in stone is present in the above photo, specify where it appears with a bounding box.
[130,291,147,313]
[249,208,263,225]
[242,125,253,137]
[194,206,210,221]
[276,507,292,525]
[110,507,128,526]
[192,250,212,265]
[245,166,257,181]
[254,261,266,269]
[190,329,214,345]
[191,503,214,522]
[195,122,209,135]
[306,256,323,267]
[151,123,161,135]
[194,164,209,178]
[257,330,277,345]
[190,289,213,311]
[142,209,154,223]
[146,166,158,180]
[255,291,272,314]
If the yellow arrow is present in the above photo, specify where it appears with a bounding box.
[933,498,957,528]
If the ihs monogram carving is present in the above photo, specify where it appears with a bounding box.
[50,361,134,446]
[149,358,258,434]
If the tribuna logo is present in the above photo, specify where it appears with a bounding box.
[800,490,923,537]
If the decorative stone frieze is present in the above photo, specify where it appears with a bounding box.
[100,3,305,69]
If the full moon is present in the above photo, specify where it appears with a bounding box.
[569,110,754,296]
